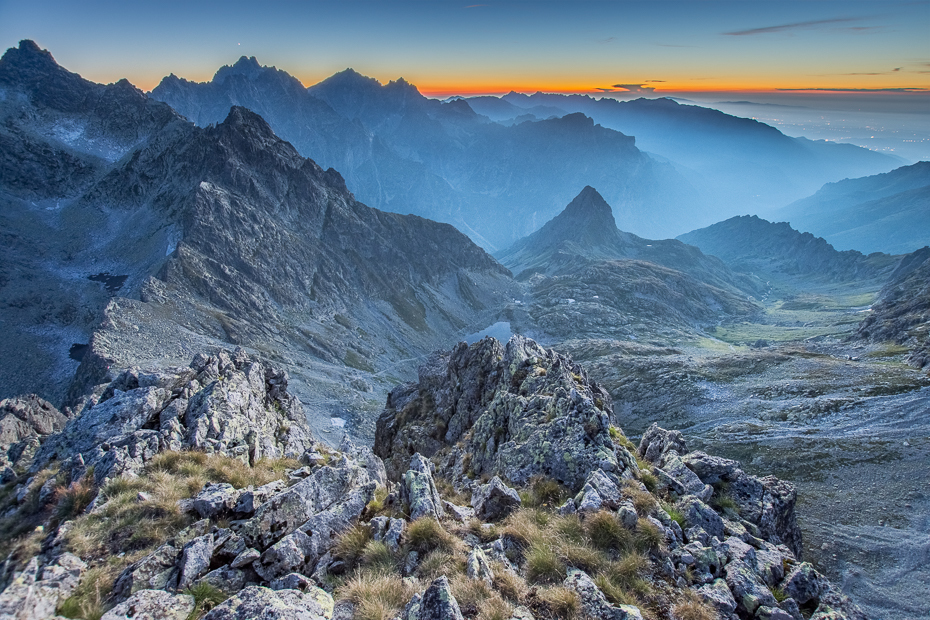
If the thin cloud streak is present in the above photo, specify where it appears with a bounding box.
[778,87,929,92]
[724,17,862,36]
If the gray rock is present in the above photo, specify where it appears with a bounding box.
[418,576,464,620]
[191,482,240,518]
[113,543,181,601]
[178,533,215,589]
[756,606,795,620]
[101,589,196,620]
[242,460,377,550]
[617,501,638,529]
[696,578,737,615]
[724,559,778,615]
[0,554,86,620]
[465,547,494,586]
[680,496,725,541]
[661,453,712,502]
[681,451,741,485]
[576,485,603,513]
[638,423,687,465]
[563,568,643,620]
[402,593,422,620]
[403,551,419,576]
[0,395,67,470]
[234,479,287,514]
[509,606,535,620]
[402,453,445,521]
[442,501,475,523]
[384,518,406,553]
[581,469,623,509]
[202,585,334,620]
[471,476,521,521]
[269,572,313,591]
[781,562,827,605]
[196,565,246,594]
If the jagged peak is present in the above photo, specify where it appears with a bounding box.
[0,39,65,79]
[213,55,266,84]
[562,186,616,225]
[220,105,274,132]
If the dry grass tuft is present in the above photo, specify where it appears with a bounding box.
[525,543,565,584]
[338,571,416,620]
[491,561,528,602]
[670,591,715,620]
[405,517,460,555]
[585,510,633,553]
[333,523,373,568]
[536,586,581,620]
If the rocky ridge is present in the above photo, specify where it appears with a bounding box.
[856,246,930,368]
[0,337,864,620]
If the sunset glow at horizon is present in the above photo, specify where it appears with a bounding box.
[1,0,927,107]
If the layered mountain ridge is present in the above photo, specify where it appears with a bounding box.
[151,57,704,249]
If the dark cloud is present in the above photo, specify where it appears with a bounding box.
[724,17,863,36]
[611,83,658,93]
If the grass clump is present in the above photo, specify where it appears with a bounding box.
[524,476,567,508]
[662,502,686,530]
[634,518,664,553]
[623,481,656,516]
[184,582,229,620]
[671,591,715,620]
[450,573,512,620]
[338,572,417,620]
[405,517,459,555]
[359,540,397,573]
[57,564,119,620]
[771,587,789,603]
[586,510,633,553]
[416,549,460,581]
[535,586,581,619]
[525,543,565,584]
[491,561,528,602]
[639,471,658,494]
[333,523,373,568]
[54,476,97,524]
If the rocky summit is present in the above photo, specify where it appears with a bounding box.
[0,336,866,620]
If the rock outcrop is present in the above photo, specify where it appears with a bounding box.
[0,395,68,477]
[375,335,634,490]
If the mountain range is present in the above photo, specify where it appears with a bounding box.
[152,59,697,250]
[777,161,930,255]
[466,92,902,218]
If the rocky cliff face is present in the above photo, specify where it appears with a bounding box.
[857,246,930,368]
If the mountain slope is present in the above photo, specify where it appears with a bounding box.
[496,187,761,340]
[777,162,930,255]
[0,42,517,437]
[677,215,897,284]
[857,246,930,368]
[152,60,705,249]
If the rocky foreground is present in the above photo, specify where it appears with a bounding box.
[0,338,865,619]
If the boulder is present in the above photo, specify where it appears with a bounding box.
[191,482,240,519]
[418,576,464,620]
[781,562,828,605]
[638,424,687,465]
[442,501,475,523]
[112,543,181,601]
[196,565,247,594]
[563,568,644,620]
[401,454,445,521]
[178,533,215,589]
[234,479,286,514]
[202,585,334,620]
[0,395,67,470]
[0,554,86,619]
[696,578,737,615]
[471,476,521,521]
[724,559,778,616]
[679,496,725,542]
[465,547,494,586]
[101,589,196,620]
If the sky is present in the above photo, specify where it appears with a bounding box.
[1,0,928,157]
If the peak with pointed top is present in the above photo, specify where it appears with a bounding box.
[214,55,266,84]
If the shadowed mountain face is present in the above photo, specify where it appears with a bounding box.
[0,42,517,431]
[152,60,704,250]
[497,187,761,339]
[677,215,897,284]
[469,93,901,221]
[777,162,930,255]
[857,246,930,368]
